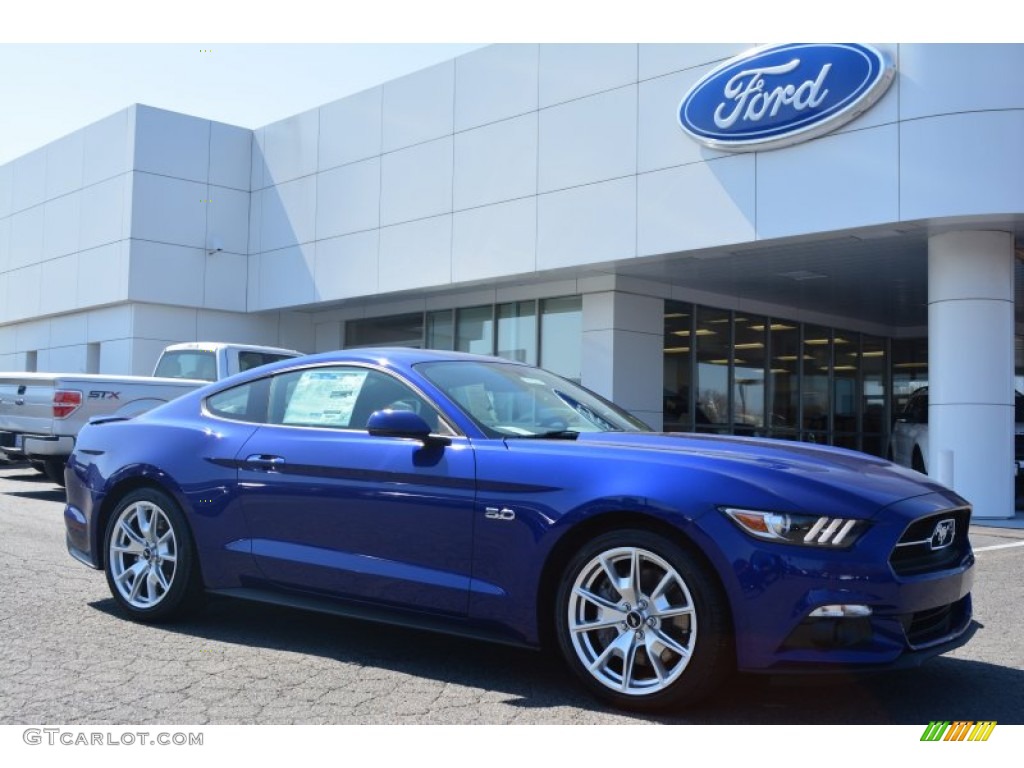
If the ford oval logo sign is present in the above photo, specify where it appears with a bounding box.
[678,43,895,152]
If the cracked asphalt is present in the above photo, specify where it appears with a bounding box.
[1,461,1022,725]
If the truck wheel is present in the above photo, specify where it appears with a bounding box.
[42,458,66,486]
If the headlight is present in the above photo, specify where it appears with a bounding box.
[721,507,867,547]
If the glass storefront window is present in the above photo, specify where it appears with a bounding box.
[802,325,831,440]
[832,332,859,447]
[768,321,800,438]
[346,312,424,348]
[733,316,766,435]
[661,302,916,457]
[426,310,454,350]
[497,301,537,364]
[540,296,582,381]
[892,338,928,413]
[695,307,731,431]
[663,302,693,432]
[456,306,494,355]
[860,335,887,456]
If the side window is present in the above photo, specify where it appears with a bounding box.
[267,366,446,432]
[206,379,268,423]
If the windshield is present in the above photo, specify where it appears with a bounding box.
[416,360,650,437]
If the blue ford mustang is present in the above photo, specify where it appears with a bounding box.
[64,349,976,711]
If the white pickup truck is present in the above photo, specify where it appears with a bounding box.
[0,342,302,482]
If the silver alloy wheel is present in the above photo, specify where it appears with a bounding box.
[567,546,697,696]
[108,501,179,609]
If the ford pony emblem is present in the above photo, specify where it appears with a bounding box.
[678,43,895,152]
[930,519,956,551]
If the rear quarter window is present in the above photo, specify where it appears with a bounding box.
[206,379,268,423]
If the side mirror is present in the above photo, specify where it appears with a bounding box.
[366,409,451,446]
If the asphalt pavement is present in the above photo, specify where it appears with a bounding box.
[1,461,1022,725]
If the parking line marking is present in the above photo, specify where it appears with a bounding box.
[974,541,1024,553]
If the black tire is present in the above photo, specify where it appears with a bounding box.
[912,448,927,474]
[554,529,732,711]
[103,488,203,623]
[42,458,66,486]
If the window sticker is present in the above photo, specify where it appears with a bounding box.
[283,369,368,427]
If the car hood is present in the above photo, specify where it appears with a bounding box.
[567,431,964,517]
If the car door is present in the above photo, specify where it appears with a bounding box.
[234,364,476,616]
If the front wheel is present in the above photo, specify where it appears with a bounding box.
[103,488,203,622]
[554,529,732,711]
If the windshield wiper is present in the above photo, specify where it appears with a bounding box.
[507,429,580,440]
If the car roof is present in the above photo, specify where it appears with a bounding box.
[162,342,302,355]
[293,347,524,369]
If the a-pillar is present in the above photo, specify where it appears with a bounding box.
[581,291,664,430]
[928,230,1015,519]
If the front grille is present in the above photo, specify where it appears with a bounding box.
[901,596,971,648]
[888,508,971,577]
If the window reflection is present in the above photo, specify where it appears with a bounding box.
[695,307,731,431]
[426,310,454,351]
[663,303,692,432]
[346,313,424,348]
[733,317,766,435]
[664,303,902,456]
[540,297,582,382]
[802,325,831,439]
[497,301,537,364]
[861,336,887,456]
[768,322,799,438]
[456,306,494,355]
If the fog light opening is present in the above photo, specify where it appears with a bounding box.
[808,604,873,618]
[782,606,875,651]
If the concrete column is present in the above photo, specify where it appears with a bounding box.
[581,291,664,430]
[928,230,1015,519]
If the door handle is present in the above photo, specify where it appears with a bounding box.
[245,454,286,470]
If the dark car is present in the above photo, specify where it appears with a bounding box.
[64,349,976,711]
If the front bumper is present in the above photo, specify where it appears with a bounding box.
[696,491,977,673]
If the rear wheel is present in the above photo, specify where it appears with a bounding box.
[554,529,732,711]
[103,488,203,622]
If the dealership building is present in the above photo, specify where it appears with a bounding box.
[0,43,1021,518]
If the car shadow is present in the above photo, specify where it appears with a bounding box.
[1,469,50,482]
[3,487,66,502]
[88,597,1022,724]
